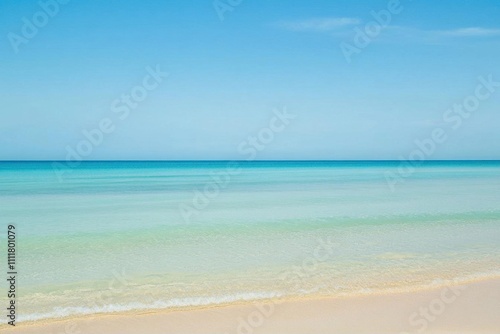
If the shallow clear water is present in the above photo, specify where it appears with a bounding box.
[1,161,499,322]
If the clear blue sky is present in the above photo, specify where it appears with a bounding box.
[1,0,499,160]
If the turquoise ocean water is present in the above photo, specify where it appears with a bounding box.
[1,161,499,322]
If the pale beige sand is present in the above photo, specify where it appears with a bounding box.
[2,278,499,334]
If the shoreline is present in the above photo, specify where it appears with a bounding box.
[3,275,500,333]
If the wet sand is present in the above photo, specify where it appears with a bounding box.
[2,277,499,334]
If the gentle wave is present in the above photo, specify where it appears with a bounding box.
[19,270,500,323]
[18,291,284,322]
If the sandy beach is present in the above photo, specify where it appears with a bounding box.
[3,277,499,334]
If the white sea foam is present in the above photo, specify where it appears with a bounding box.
[18,291,284,322]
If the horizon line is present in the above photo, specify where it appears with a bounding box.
[1,159,500,163]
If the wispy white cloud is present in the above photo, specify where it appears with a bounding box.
[275,17,360,32]
[277,18,500,41]
[380,26,500,44]
[342,25,500,45]
[437,27,500,37]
